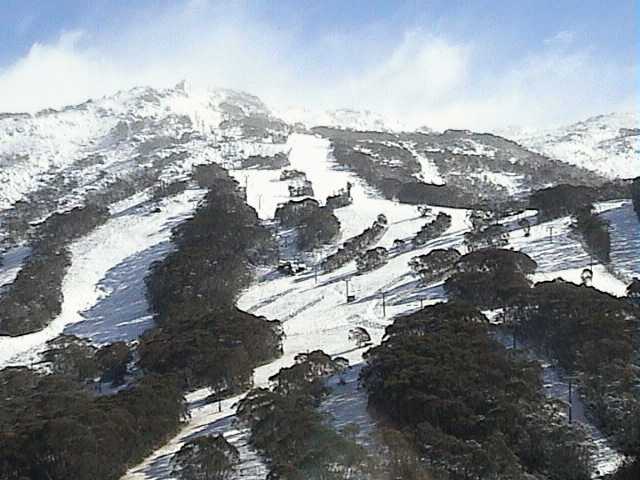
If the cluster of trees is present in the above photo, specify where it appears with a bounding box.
[151,179,189,201]
[0,204,109,336]
[361,302,593,480]
[504,281,640,455]
[632,177,639,220]
[171,435,240,480]
[288,180,314,198]
[325,182,353,210]
[274,198,341,250]
[280,169,306,181]
[463,210,509,251]
[356,246,388,274]
[237,350,371,479]
[444,248,537,309]
[140,164,283,392]
[242,151,289,169]
[529,182,631,222]
[42,334,131,387]
[412,212,452,247]
[530,184,601,220]
[321,215,387,272]
[408,248,461,284]
[570,204,611,263]
[442,243,640,465]
[0,163,289,480]
[0,367,186,480]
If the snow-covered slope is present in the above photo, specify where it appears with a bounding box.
[0,84,638,479]
[277,106,413,132]
[0,82,284,214]
[507,112,640,179]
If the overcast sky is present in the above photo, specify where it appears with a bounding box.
[0,0,637,130]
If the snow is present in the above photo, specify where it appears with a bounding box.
[0,244,30,291]
[469,170,524,195]
[320,363,383,452]
[0,99,635,477]
[0,189,204,367]
[601,201,640,283]
[127,134,638,479]
[492,329,625,477]
[508,112,640,179]
[123,133,470,479]
[275,106,410,132]
[406,144,445,185]
[508,204,629,297]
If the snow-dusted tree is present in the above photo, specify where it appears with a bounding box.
[416,205,432,218]
[171,435,239,480]
[348,327,372,348]
[581,268,593,286]
[518,217,531,237]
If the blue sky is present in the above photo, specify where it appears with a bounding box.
[0,0,637,129]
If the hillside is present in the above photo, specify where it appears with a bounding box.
[0,86,638,480]
[506,112,640,179]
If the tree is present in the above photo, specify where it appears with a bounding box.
[417,205,432,218]
[348,327,372,348]
[628,278,640,303]
[518,217,531,237]
[581,268,593,286]
[172,435,240,480]
[633,177,640,220]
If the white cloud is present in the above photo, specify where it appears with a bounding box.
[0,4,635,131]
[544,30,576,47]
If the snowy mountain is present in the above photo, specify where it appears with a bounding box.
[505,112,640,180]
[1,85,639,480]
[0,82,290,248]
[276,106,412,132]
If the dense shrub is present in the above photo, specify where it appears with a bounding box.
[355,246,388,273]
[237,351,369,479]
[571,204,611,263]
[321,215,387,272]
[409,248,461,284]
[171,435,239,480]
[275,198,340,250]
[633,177,640,220]
[0,368,185,480]
[444,249,536,309]
[412,212,451,246]
[362,303,593,480]
[507,280,640,454]
[140,167,282,391]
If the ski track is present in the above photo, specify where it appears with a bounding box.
[0,189,204,367]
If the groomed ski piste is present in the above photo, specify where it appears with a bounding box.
[0,132,637,479]
[0,189,205,367]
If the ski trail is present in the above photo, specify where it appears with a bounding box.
[0,190,204,367]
